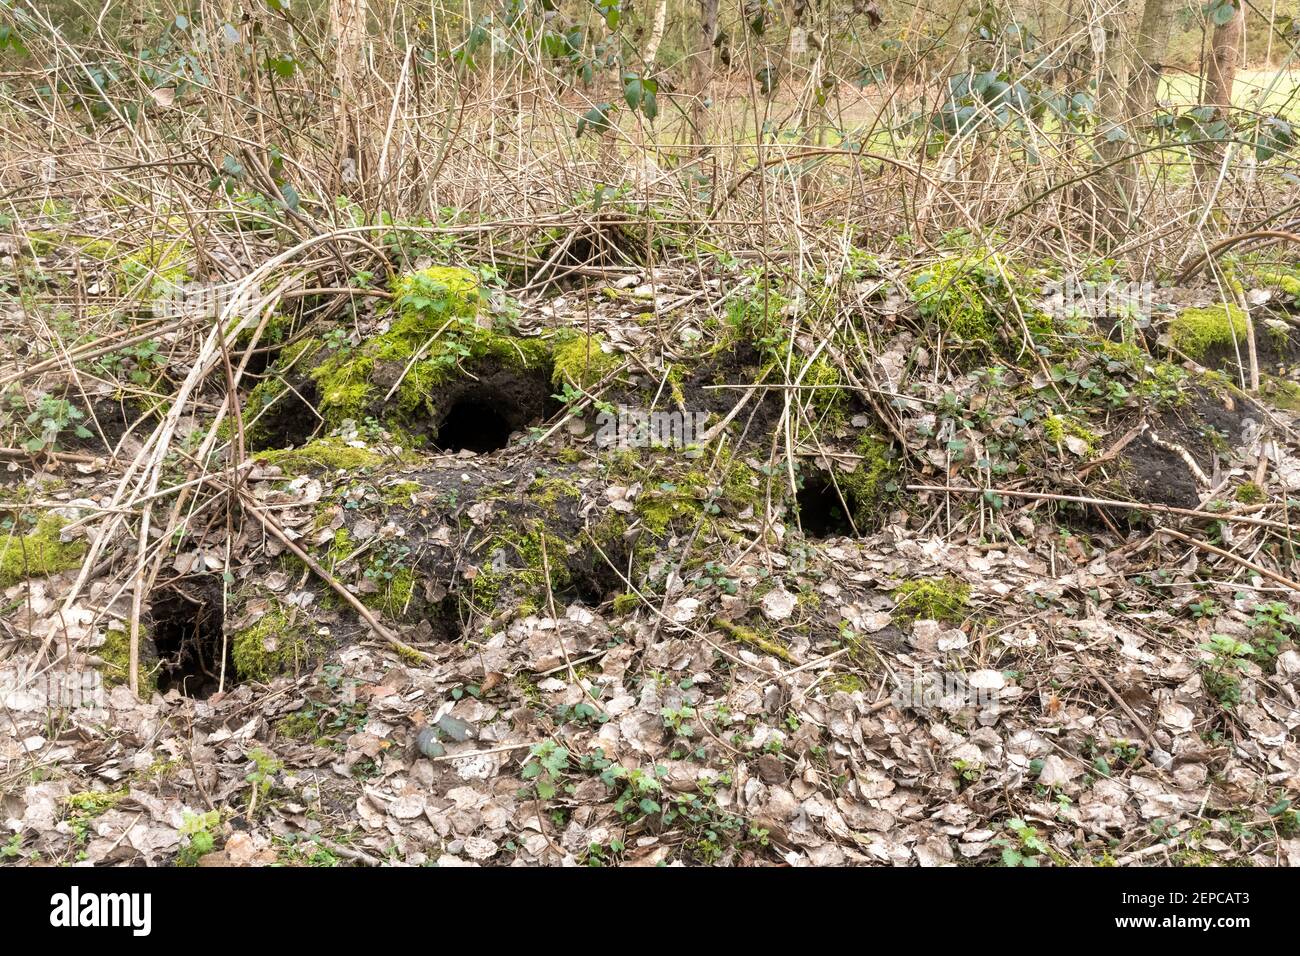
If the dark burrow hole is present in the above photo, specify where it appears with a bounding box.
[434,397,514,454]
[427,595,465,642]
[246,380,321,452]
[149,580,235,699]
[432,372,561,454]
[560,550,629,608]
[796,471,859,539]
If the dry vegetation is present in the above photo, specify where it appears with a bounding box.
[2,0,1300,868]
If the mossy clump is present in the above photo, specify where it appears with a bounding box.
[120,238,191,299]
[241,338,324,447]
[1043,414,1098,455]
[465,523,567,616]
[275,710,321,740]
[1257,269,1300,301]
[893,577,970,625]
[254,438,384,474]
[65,788,128,816]
[1170,304,1248,358]
[909,257,1007,343]
[1260,374,1300,412]
[232,605,312,682]
[381,480,423,505]
[307,266,551,432]
[837,433,901,526]
[552,333,623,390]
[390,265,481,319]
[1235,481,1266,505]
[0,515,87,587]
[713,617,796,663]
[100,625,159,696]
[802,357,849,426]
[362,566,416,616]
[825,673,868,694]
[612,592,641,615]
[527,476,582,508]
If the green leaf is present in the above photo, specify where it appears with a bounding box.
[577,103,614,138]
[1212,1,1239,26]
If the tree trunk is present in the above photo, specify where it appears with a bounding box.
[1125,0,1176,130]
[1206,1,1244,113]
[644,0,668,69]
[1093,0,1136,241]
[331,0,368,192]
[689,0,720,153]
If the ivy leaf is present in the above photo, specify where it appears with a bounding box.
[266,54,297,78]
[1211,1,1239,26]
[576,103,614,138]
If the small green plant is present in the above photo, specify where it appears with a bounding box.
[661,704,697,738]
[177,810,220,866]
[996,817,1049,866]
[245,747,283,815]
[952,758,983,789]
[522,740,571,800]
[0,833,27,859]
[1199,634,1254,708]
[1247,601,1298,671]
[11,393,93,452]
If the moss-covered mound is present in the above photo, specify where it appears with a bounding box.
[0,515,86,586]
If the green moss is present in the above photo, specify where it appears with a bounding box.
[464,523,567,617]
[307,266,550,433]
[232,605,312,682]
[825,673,868,693]
[527,476,582,508]
[363,566,415,615]
[557,447,583,464]
[1261,374,1300,412]
[381,481,422,505]
[1043,414,1098,454]
[310,349,376,424]
[120,238,190,299]
[836,433,900,526]
[552,333,623,390]
[1235,481,1266,504]
[100,626,159,696]
[612,592,641,615]
[275,711,320,740]
[0,515,87,586]
[1257,269,1300,300]
[1170,304,1248,358]
[802,357,849,426]
[390,266,481,319]
[713,617,796,663]
[64,789,127,817]
[893,577,970,625]
[909,257,1004,342]
[242,339,324,447]
[254,438,384,473]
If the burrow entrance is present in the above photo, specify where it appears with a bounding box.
[432,368,558,454]
[246,379,321,452]
[434,397,513,453]
[560,548,630,608]
[149,579,235,698]
[796,471,860,538]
